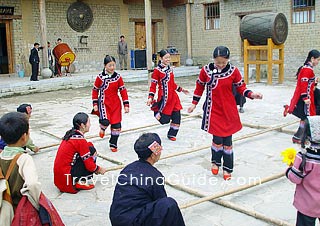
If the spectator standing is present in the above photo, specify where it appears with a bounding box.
[117,35,128,70]
[29,43,40,81]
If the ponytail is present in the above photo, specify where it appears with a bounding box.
[296,49,320,79]
[63,112,89,141]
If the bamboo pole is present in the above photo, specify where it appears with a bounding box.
[40,129,61,140]
[213,199,293,226]
[97,153,124,165]
[162,120,298,160]
[165,172,294,225]
[38,114,202,150]
[174,172,285,209]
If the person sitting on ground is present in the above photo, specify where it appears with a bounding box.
[53,112,107,194]
[0,104,40,154]
[109,133,186,226]
[0,112,42,224]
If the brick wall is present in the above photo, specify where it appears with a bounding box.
[167,5,187,65]
[190,0,320,79]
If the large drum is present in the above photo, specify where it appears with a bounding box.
[53,43,76,66]
[240,12,288,45]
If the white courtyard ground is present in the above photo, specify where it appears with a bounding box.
[0,73,318,226]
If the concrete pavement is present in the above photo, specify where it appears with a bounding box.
[0,71,316,226]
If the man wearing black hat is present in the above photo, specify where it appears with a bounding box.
[29,42,40,81]
[109,133,185,226]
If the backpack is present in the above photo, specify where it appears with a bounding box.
[0,153,22,226]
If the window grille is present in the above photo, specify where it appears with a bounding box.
[292,0,315,23]
[205,3,220,30]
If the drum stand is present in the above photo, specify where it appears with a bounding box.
[243,38,284,85]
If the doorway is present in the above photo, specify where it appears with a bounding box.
[0,19,13,74]
[0,23,8,74]
[134,22,156,53]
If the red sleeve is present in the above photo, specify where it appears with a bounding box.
[233,68,253,99]
[118,76,129,107]
[92,76,102,106]
[171,72,178,91]
[148,69,159,99]
[77,139,99,173]
[299,68,314,100]
[192,67,207,105]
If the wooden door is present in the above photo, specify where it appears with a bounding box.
[134,22,156,53]
[0,20,13,74]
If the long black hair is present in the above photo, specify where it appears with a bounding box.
[63,112,89,141]
[296,49,320,78]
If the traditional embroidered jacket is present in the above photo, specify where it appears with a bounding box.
[288,64,316,116]
[92,71,129,124]
[148,64,183,115]
[53,131,99,193]
[192,63,252,137]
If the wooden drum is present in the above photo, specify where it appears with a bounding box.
[53,43,76,66]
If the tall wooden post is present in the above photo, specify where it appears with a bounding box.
[39,0,48,68]
[243,39,249,84]
[267,38,273,85]
[186,3,192,59]
[144,0,152,72]
[279,45,284,84]
[255,50,261,82]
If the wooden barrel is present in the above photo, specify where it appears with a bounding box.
[240,12,288,45]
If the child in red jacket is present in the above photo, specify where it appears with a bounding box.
[283,50,320,144]
[54,112,106,193]
[92,55,129,152]
[146,49,189,141]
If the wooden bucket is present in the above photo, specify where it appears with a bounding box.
[240,12,288,45]
[53,43,76,66]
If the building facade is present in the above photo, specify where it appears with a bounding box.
[0,0,318,79]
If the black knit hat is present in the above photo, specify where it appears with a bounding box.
[17,104,32,114]
[134,133,162,160]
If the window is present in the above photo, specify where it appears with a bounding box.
[205,3,220,30]
[292,0,315,23]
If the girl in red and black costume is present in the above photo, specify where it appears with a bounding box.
[147,49,189,141]
[188,46,263,180]
[92,55,129,152]
[283,49,320,144]
[54,112,106,193]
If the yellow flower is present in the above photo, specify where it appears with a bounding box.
[281,147,297,166]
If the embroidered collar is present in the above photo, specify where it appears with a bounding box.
[102,70,116,78]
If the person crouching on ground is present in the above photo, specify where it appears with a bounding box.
[109,133,186,226]
[0,104,40,154]
[0,112,41,224]
[54,112,107,193]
